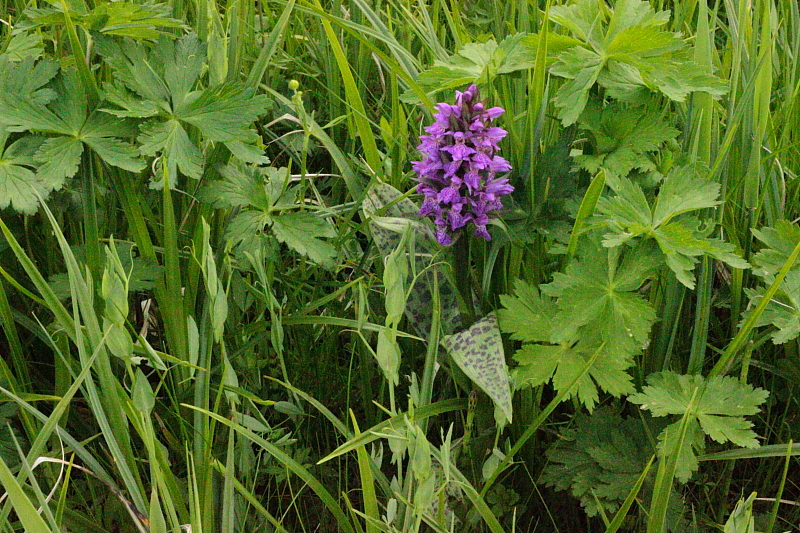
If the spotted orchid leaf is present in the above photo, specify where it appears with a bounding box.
[443,313,512,425]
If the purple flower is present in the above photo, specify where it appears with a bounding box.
[411,84,513,245]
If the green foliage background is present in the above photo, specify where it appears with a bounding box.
[0,0,798,532]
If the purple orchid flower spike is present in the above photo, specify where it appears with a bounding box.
[411,84,513,245]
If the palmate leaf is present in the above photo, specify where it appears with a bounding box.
[629,372,768,482]
[743,271,800,344]
[574,100,679,176]
[751,220,800,278]
[0,56,58,106]
[0,67,144,193]
[597,163,749,288]
[24,1,183,41]
[4,33,45,62]
[548,0,726,125]
[541,407,664,517]
[0,134,47,215]
[511,335,634,409]
[499,267,647,409]
[96,33,270,185]
[542,237,659,356]
[744,222,800,344]
[197,162,337,268]
[498,279,554,342]
[270,212,337,269]
[401,33,579,102]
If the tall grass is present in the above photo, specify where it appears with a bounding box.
[0,0,799,532]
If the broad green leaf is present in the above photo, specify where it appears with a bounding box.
[542,238,658,356]
[178,83,268,143]
[34,136,83,190]
[743,271,800,344]
[139,118,204,180]
[547,0,727,125]
[82,2,184,39]
[96,33,270,184]
[497,279,555,342]
[25,1,183,40]
[3,33,45,62]
[0,67,144,186]
[652,162,720,225]
[598,163,748,288]
[443,313,512,424]
[0,135,46,214]
[271,211,338,268]
[751,220,800,278]
[403,34,543,100]
[629,372,768,482]
[550,47,603,126]
[574,100,679,177]
[541,407,663,517]
[0,56,58,105]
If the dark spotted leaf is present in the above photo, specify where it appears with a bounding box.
[443,313,512,424]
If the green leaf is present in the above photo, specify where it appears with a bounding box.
[0,56,58,106]
[34,136,84,190]
[0,135,47,214]
[574,100,679,177]
[498,279,555,342]
[751,220,800,279]
[598,163,749,288]
[629,372,768,482]
[403,33,580,101]
[81,2,184,39]
[139,118,204,181]
[443,313,513,424]
[96,33,270,184]
[743,271,800,344]
[541,407,663,517]
[3,33,45,62]
[178,83,271,143]
[132,368,155,414]
[542,238,658,356]
[547,0,727,125]
[271,211,337,268]
[0,66,144,182]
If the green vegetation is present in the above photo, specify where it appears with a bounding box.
[0,0,798,531]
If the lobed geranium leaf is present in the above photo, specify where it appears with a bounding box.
[34,137,84,191]
[96,33,270,185]
[0,56,58,106]
[598,163,749,288]
[497,279,555,343]
[548,0,726,125]
[751,220,800,279]
[541,407,664,516]
[0,134,46,215]
[443,313,512,424]
[24,1,183,41]
[629,372,768,482]
[3,33,44,62]
[402,33,579,103]
[574,100,679,177]
[271,211,337,268]
[542,238,658,356]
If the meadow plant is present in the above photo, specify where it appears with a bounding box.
[412,84,513,245]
